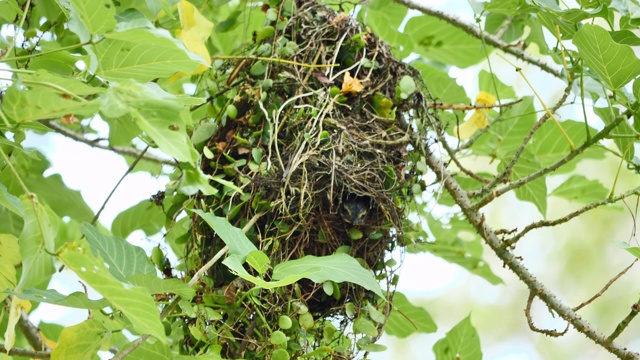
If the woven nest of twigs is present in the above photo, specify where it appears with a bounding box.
[184,0,428,357]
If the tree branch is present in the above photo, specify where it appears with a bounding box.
[424,148,639,359]
[0,345,50,359]
[42,120,178,167]
[392,0,563,79]
[503,187,640,247]
[472,116,625,209]
[18,308,49,352]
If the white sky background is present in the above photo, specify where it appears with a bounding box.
[12,0,640,359]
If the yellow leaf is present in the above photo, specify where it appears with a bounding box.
[341,71,363,95]
[475,91,496,106]
[454,91,496,139]
[4,297,32,351]
[176,0,213,74]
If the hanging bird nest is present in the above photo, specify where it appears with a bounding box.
[183,0,430,358]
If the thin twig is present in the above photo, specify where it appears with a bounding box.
[392,0,563,79]
[574,260,637,312]
[430,99,522,111]
[423,149,639,359]
[609,297,640,342]
[91,146,149,225]
[525,291,569,337]
[472,116,625,210]
[0,345,50,359]
[42,120,177,167]
[504,187,640,247]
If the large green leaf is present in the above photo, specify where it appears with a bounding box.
[192,210,258,260]
[6,288,109,310]
[101,81,200,164]
[551,175,609,203]
[93,28,202,82]
[273,254,384,298]
[59,239,166,343]
[51,319,110,360]
[112,199,165,239]
[385,292,437,338]
[433,315,482,360]
[0,234,19,302]
[81,224,156,282]
[1,85,101,123]
[16,197,56,290]
[574,24,640,90]
[68,0,116,40]
[404,15,488,68]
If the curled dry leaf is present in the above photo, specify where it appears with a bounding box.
[341,71,363,95]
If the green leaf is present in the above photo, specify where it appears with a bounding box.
[59,239,166,342]
[246,250,270,276]
[20,70,106,96]
[502,151,547,217]
[386,292,437,338]
[593,107,635,161]
[93,28,202,82]
[51,319,110,360]
[478,70,516,99]
[404,15,487,68]
[16,197,56,290]
[101,81,200,164]
[126,274,196,300]
[408,216,502,285]
[81,224,156,282]
[2,84,101,123]
[272,254,384,298]
[475,97,536,158]
[0,234,19,302]
[353,317,378,336]
[6,288,109,309]
[112,199,165,239]
[0,183,23,217]
[361,0,408,57]
[574,24,640,90]
[411,61,469,104]
[619,243,640,259]
[398,75,416,98]
[68,0,116,38]
[433,315,482,360]
[551,175,609,203]
[192,210,258,259]
[532,120,605,170]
